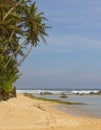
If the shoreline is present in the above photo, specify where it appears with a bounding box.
[24,93,100,119]
[24,93,101,118]
[55,104,101,119]
[0,94,101,130]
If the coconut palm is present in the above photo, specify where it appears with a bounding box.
[2,1,49,67]
[15,2,49,67]
[0,0,49,99]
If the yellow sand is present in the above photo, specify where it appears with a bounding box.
[0,94,101,130]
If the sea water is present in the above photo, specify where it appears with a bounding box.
[17,89,101,118]
[57,95,101,118]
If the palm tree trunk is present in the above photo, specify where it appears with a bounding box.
[3,0,23,20]
[4,39,27,68]
[15,44,33,67]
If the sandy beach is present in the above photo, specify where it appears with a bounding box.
[0,94,101,130]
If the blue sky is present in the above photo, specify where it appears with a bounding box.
[16,0,101,89]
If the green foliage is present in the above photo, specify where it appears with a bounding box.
[0,56,20,94]
[0,76,12,93]
[0,0,49,99]
[0,0,49,58]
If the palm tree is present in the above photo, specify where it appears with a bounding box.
[15,2,49,67]
[3,1,49,67]
[0,0,49,99]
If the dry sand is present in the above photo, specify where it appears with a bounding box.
[0,94,101,130]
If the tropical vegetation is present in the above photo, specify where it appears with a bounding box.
[0,0,49,100]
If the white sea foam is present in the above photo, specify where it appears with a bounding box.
[71,90,99,94]
[17,89,65,94]
[17,89,100,95]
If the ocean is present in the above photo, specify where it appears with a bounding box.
[17,89,101,118]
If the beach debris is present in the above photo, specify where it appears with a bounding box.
[37,105,47,111]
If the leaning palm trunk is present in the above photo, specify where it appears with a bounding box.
[4,39,27,69]
[3,0,23,21]
[15,44,33,67]
[0,0,49,100]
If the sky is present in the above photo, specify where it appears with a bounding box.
[16,0,101,89]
